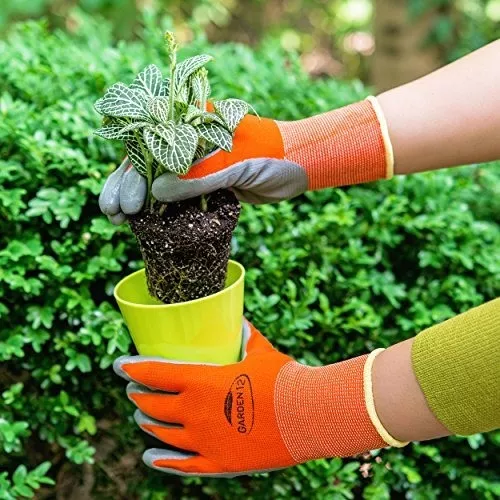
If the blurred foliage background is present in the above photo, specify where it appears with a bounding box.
[1,0,499,90]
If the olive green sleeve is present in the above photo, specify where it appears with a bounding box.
[411,298,500,436]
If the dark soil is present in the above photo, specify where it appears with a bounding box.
[128,189,240,304]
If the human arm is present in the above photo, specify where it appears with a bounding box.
[100,41,500,221]
[378,40,500,175]
[113,299,499,476]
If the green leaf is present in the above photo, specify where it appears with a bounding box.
[184,104,204,124]
[13,465,27,485]
[159,78,170,97]
[190,68,210,104]
[214,98,249,131]
[94,83,149,120]
[147,97,170,122]
[94,125,132,140]
[176,84,191,105]
[119,121,151,133]
[32,460,52,478]
[125,139,148,176]
[129,64,163,97]
[200,112,228,127]
[13,484,33,498]
[143,124,175,164]
[145,124,197,174]
[174,101,189,116]
[174,55,213,94]
[196,123,232,152]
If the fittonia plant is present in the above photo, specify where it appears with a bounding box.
[94,31,251,209]
[94,31,250,304]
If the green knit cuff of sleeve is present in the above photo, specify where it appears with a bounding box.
[411,298,500,436]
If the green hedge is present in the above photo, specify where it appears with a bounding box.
[1,11,499,500]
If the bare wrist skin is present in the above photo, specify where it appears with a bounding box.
[377,40,500,175]
[372,338,450,442]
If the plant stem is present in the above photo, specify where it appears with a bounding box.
[147,158,153,210]
[201,194,207,212]
[134,131,154,210]
[168,48,177,121]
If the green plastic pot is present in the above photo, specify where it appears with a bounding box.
[113,260,245,364]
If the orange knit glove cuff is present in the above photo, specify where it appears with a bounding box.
[276,96,393,189]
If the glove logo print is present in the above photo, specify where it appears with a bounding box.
[224,374,254,435]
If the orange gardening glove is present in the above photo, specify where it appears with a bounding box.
[114,322,406,477]
[150,97,393,204]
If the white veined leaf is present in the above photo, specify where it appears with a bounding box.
[144,124,197,174]
[200,112,227,128]
[130,64,163,97]
[143,122,175,148]
[190,68,211,105]
[169,124,198,173]
[94,126,133,140]
[184,104,204,124]
[147,97,170,122]
[194,142,208,160]
[174,55,213,94]
[196,123,232,152]
[125,139,148,176]
[119,121,152,133]
[159,78,170,97]
[176,84,191,104]
[95,83,150,120]
[214,99,249,131]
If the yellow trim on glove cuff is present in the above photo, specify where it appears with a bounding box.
[366,96,394,179]
[364,348,409,448]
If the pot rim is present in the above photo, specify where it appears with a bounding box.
[113,259,245,309]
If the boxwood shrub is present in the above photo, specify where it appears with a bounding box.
[1,11,499,500]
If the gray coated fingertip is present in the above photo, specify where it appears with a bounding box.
[113,356,132,380]
[99,160,129,215]
[143,448,194,469]
[126,382,148,401]
[108,212,127,225]
[120,167,147,214]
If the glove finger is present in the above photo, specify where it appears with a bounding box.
[120,165,147,214]
[99,158,129,215]
[134,410,195,452]
[113,355,220,392]
[152,169,231,203]
[107,211,127,225]
[126,383,184,424]
[152,159,307,204]
[143,449,226,477]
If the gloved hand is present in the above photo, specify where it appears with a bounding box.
[99,157,147,225]
[100,97,393,224]
[114,322,405,477]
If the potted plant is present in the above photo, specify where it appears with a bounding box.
[93,32,250,364]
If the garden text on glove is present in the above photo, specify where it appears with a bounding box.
[113,322,405,477]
